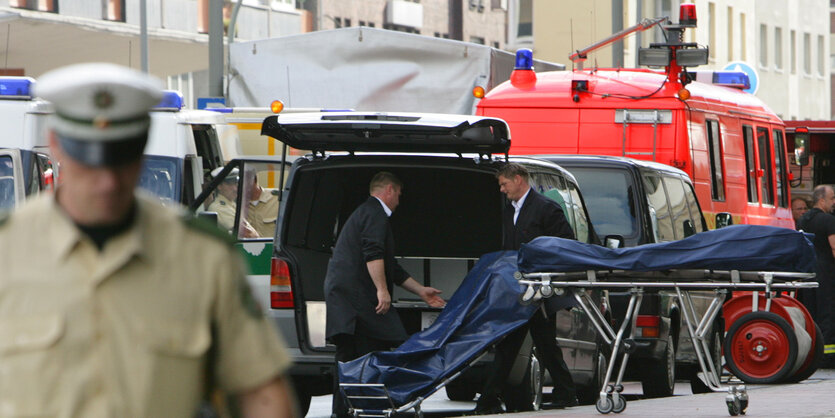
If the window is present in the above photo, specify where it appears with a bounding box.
[662,176,691,240]
[682,180,705,234]
[756,127,774,206]
[773,129,788,208]
[344,18,352,27]
[804,33,811,74]
[818,35,825,75]
[759,24,768,67]
[644,173,674,242]
[107,0,125,22]
[706,120,725,201]
[334,17,342,28]
[517,0,532,37]
[727,7,733,61]
[791,30,797,74]
[0,155,16,211]
[569,167,638,243]
[567,182,591,244]
[709,3,716,60]
[740,14,747,59]
[743,125,757,203]
[10,0,57,12]
[469,36,485,45]
[139,156,182,204]
[774,27,783,70]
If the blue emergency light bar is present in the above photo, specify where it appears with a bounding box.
[711,71,750,89]
[515,49,534,70]
[0,76,35,99]
[154,90,184,111]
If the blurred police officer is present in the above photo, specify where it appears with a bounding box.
[0,63,296,417]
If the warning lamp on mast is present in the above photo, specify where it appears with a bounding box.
[679,3,697,27]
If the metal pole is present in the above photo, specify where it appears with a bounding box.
[612,0,624,67]
[140,0,148,73]
[209,0,224,97]
[225,0,243,100]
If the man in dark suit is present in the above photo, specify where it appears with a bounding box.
[325,172,446,418]
[474,163,578,414]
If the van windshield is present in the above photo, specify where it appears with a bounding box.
[139,155,181,204]
[565,167,638,241]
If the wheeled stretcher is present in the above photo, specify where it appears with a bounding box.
[515,225,819,416]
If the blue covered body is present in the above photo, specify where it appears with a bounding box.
[519,225,816,274]
[338,251,537,408]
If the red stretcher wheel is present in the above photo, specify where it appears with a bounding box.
[724,311,798,384]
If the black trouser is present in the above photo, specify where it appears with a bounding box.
[529,309,576,402]
[331,333,397,418]
[477,309,576,408]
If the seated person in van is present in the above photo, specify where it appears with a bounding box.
[241,168,280,238]
[207,167,258,238]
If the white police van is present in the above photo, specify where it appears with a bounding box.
[140,91,226,206]
[0,77,55,212]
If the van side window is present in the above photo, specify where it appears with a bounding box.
[742,125,757,203]
[682,178,706,234]
[567,181,591,243]
[772,129,789,208]
[662,175,693,239]
[0,155,15,211]
[193,124,224,176]
[536,173,573,229]
[706,119,725,201]
[35,153,54,192]
[643,173,674,242]
[756,127,774,205]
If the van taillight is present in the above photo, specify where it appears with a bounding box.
[270,258,294,309]
[636,315,660,338]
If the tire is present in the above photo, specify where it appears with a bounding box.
[578,345,608,405]
[787,323,825,383]
[641,334,676,398]
[445,381,477,401]
[502,350,543,412]
[724,311,798,384]
[295,391,312,417]
[690,325,723,394]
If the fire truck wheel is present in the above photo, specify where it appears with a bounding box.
[787,323,824,383]
[724,311,798,384]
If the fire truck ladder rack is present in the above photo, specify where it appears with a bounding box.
[515,269,817,416]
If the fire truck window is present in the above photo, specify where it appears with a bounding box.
[663,175,691,240]
[567,182,590,243]
[568,167,638,243]
[644,173,674,242]
[756,127,774,206]
[682,179,705,234]
[772,129,789,208]
[743,125,758,203]
[0,155,14,211]
[706,120,725,201]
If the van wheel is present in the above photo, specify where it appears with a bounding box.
[295,391,312,417]
[641,334,676,398]
[578,345,609,404]
[502,350,543,412]
[445,381,477,401]
[691,326,723,394]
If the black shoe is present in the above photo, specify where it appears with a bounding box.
[466,398,505,415]
[542,397,579,409]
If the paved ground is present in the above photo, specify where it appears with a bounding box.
[307,369,835,417]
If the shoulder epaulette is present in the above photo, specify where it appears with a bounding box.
[181,214,236,245]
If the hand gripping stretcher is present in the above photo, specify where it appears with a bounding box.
[515,225,819,416]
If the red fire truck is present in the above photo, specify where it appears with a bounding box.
[477,4,793,229]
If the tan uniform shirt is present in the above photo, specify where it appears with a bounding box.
[0,194,290,417]
[247,188,280,238]
[206,193,237,232]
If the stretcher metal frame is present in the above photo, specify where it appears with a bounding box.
[515,268,817,416]
[339,351,489,418]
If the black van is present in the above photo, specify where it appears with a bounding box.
[240,113,610,413]
[539,155,724,398]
